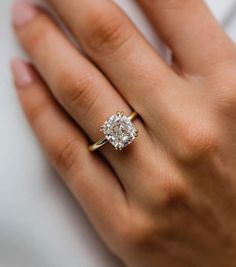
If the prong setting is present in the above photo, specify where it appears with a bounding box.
[134,130,139,137]
[101,111,138,150]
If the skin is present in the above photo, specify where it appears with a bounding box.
[11,0,236,266]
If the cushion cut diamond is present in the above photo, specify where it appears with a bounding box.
[101,112,138,150]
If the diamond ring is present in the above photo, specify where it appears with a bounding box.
[89,111,138,152]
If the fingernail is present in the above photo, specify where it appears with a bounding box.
[12,1,37,28]
[11,58,34,88]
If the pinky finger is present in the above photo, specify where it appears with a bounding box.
[11,58,127,245]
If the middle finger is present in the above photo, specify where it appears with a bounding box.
[46,0,182,122]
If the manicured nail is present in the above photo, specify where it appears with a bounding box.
[11,58,34,88]
[12,1,37,28]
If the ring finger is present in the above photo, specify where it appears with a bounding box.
[12,2,150,192]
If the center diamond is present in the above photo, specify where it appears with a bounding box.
[101,112,138,150]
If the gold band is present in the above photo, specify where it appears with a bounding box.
[89,111,138,152]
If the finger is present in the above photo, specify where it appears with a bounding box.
[46,0,181,119]
[11,58,126,244]
[12,2,150,193]
[12,2,130,141]
[138,0,236,75]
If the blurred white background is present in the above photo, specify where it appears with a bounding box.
[0,1,236,266]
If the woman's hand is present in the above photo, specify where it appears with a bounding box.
[11,1,236,266]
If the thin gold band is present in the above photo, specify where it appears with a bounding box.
[89,111,138,152]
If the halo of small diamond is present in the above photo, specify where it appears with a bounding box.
[101,112,138,150]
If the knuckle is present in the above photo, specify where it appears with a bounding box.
[177,124,219,162]
[116,213,155,248]
[158,179,189,208]
[54,138,78,173]
[119,223,151,248]
[142,174,189,211]
[57,73,99,117]
[27,101,50,126]
[84,8,131,55]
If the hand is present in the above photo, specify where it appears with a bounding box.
[11,1,236,266]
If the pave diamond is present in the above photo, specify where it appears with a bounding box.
[101,112,138,150]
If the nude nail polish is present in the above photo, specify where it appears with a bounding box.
[11,58,33,88]
[12,1,37,28]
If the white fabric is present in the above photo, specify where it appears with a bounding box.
[0,1,235,266]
